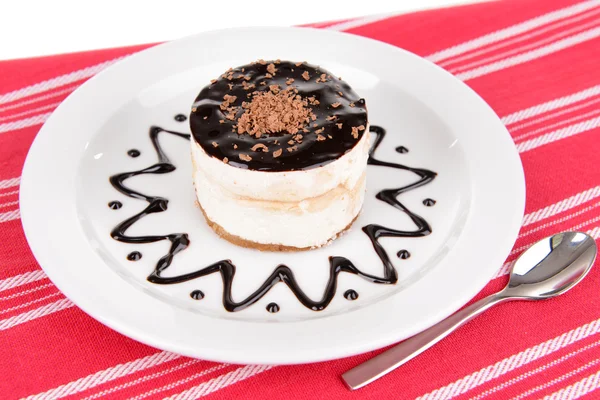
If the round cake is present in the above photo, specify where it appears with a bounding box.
[189,60,369,251]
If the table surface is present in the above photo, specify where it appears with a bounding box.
[1,0,478,60]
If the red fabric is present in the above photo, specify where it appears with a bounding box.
[2,0,600,398]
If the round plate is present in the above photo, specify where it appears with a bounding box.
[20,27,525,364]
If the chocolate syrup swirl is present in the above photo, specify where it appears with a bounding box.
[423,198,436,206]
[189,61,368,171]
[109,125,436,312]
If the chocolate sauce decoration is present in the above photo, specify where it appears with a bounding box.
[344,289,359,301]
[189,61,368,172]
[108,201,122,210]
[423,198,436,206]
[396,146,409,154]
[127,149,141,158]
[109,125,436,312]
[127,251,142,261]
[174,114,187,122]
[397,250,411,259]
[266,303,280,313]
[190,290,205,300]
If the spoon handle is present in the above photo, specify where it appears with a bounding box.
[342,292,509,390]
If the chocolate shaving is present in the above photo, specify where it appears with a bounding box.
[273,148,283,158]
[251,143,268,152]
[287,146,298,152]
[317,134,326,141]
[331,102,341,108]
[239,154,252,161]
[267,63,276,75]
[302,71,310,81]
[326,115,337,121]
[288,140,295,145]
[315,127,325,134]
[285,78,295,85]
[351,126,359,139]
[211,141,218,147]
[237,87,314,136]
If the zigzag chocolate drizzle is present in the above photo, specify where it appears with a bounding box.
[109,125,436,312]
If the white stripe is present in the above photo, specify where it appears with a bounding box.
[0,298,73,331]
[0,200,18,208]
[128,364,231,400]
[589,226,600,239]
[0,270,47,292]
[513,107,600,142]
[0,177,20,190]
[523,186,600,226]
[24,351,181,400]
[451,18,600,74]
[0,112,51,134]
[0,189,19,198]
[520,202,600,240]
[543,370,600,400]
[0,282,54,301]
[471,340,600,400]
[502,85,600,125]
[426,0,600,62]
[439,6,600,68]
[416,317,600,399]
[517,114,600,152]
[0,208,20,223]
[326,12,398,31]
[456,27,600,81]
[0,86,76,114]
[80,360,210,400]
[0,292,61,315]
[0,102,61,122]
[509,96,600,133]
[165,364,274,400]
[0,57,123,105]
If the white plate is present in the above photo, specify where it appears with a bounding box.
[20,27,525,365]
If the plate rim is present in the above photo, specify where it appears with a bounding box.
[20,26,525,364]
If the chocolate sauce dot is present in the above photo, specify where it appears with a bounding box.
[127,251,142,261]
[397,250,411,259]
[127,149,141,158]
[344,289,359,301]
[266,302,280,313]
[190,290,205,300]
[423,198,436,207]
[174,114,187,122]
[396,146,409,154]
[108,201,122,210]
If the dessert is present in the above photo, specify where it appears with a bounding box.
[189,60,369,251]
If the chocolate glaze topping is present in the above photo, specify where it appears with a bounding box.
[189,61,368,171]
[109,125,437,313]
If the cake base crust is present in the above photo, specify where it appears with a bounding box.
[197,201,360,252]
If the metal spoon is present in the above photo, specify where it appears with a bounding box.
[342,231,597,390]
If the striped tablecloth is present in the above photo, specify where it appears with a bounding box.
[2,0,600,398]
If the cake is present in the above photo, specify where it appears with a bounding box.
[189,60,369,251]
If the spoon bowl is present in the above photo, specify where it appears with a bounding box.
[505,232,597,299]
